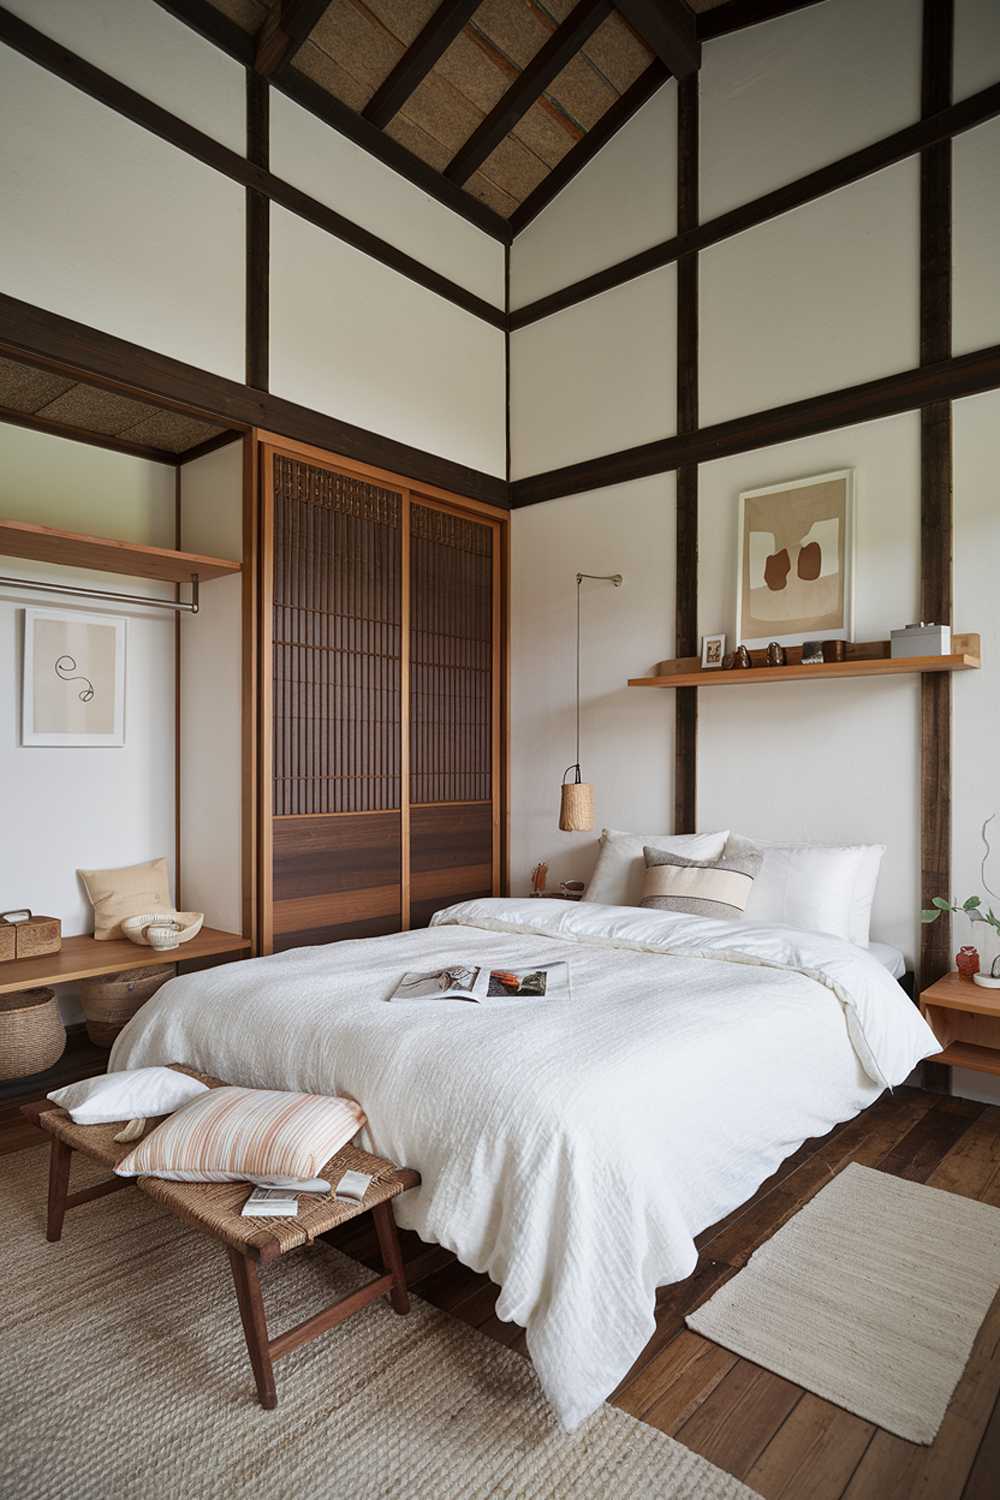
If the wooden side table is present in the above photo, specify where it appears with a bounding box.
[919,970,1000,1078]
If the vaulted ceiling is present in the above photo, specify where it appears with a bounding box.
[191,0,795,236]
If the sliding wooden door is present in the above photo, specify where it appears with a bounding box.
[258,437,504,954]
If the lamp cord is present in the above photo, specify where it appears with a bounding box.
[568,573,623,786]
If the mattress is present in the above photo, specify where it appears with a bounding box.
[868,941,907,980]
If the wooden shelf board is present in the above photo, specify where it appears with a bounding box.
[629,652,980,689]
[0,518,241,584]
[927,1041,1000,1077]
[0,928,251,994]
[920,971,1000,1016]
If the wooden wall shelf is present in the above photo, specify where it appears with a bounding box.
[629,634,981,689]
[0,928,251,996]
[0,518,241,583]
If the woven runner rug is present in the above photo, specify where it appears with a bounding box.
[3,1146,758,1500]
[687,1162,1000,1444]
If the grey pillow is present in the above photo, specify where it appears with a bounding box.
[640,834,763,919]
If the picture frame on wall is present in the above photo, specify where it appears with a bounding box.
[735,469,855,650]
[21,607,126,747]
[701,633,726,669]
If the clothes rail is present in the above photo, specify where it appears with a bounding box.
[0,573,200,613]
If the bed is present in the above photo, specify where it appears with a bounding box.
[110,896,939,1430]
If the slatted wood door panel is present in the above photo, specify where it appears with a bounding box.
[265,452,404,952]
[409,500,500,928]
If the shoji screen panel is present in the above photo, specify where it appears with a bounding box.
[265,450,404,951]
[409,499,500,929]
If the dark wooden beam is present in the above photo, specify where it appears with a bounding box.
[444,0,613,185]
[0,404,178,465]
[674,72,699,835]
[615,0,699,78]
[255,0,329,78]
[508,60,667,234]
[0,7,506,325]
[511,340,1000,506]
[178,429,244,465]
[509,79,1000,327]
[149,0,512,241]
[695,0,824,41]
[363,0,482,129]
[0,294,510,508]
[246,70,269,391]
[919,0,954,1017]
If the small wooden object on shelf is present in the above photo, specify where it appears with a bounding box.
[629,633,981,690]
[0,910,61,961]
[919,970,1000,1078]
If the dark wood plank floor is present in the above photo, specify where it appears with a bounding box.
[6,1048,1000,1497]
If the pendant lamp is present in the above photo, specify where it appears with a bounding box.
[559,572,623,832]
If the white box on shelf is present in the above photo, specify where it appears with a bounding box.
[890,623,951,659]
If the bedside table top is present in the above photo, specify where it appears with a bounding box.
[920,970,1000,1016]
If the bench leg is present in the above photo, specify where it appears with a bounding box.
[372,1200,410,1315]
[46,1137,72,1243]
[227,1248,277,1410]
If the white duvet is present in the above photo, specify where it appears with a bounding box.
[111,897,939,1430]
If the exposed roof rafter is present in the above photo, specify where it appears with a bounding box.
[614,0,699,78]
[255,0,331,78]
[363,0,483,129]
[444,0,613,186]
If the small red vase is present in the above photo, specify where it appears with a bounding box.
[956,946,981,981]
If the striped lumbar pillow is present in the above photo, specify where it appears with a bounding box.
[640,834,763,920]
[115,1086,366,1185]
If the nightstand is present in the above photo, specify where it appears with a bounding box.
[919,971,1000,1078]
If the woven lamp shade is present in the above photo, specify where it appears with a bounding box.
[559,780,594,832]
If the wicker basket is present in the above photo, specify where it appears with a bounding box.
[0,988,65,1080]
[80,966,175,1047]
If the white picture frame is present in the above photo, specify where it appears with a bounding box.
[735,469,855,650]
[701,633,726,669]
[22,607,126,747]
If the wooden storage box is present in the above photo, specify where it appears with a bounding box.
[0,911,62,961]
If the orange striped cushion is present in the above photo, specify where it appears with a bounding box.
[114,1086,366,1185]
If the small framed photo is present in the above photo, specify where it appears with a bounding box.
[22,607,126,747]
[701,633,726,670]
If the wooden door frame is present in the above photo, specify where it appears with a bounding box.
[252,430,509,955]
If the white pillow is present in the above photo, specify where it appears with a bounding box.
[48,1067,209,1125]
[584,827,730,908]
[742,842,885,944]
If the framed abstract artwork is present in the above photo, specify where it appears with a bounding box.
[735,469,854,649]
[22,607,126,747]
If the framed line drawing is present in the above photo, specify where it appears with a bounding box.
[22,607,126,747]
[735,469,855,650]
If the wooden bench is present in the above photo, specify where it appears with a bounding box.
[22,1068,420,1410]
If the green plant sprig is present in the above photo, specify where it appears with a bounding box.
[920,895,1000,935]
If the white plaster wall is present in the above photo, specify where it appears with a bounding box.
[700,161,920,427]
[509,268,676,479]
[3,0,245,152]
[509,475,676,895]
[0,45,244,381]
[0,425,176,1019]
[951,389,1000,1105]
[179,441,244,937]
[270,207,506,478]
[953,118,1000,357]
[270,91,504,309]
[510,84,677,310]
[954,0,1000,99]
[697,413,922,956]
[700,0,921,220]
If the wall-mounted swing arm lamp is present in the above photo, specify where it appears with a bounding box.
[559,572,623,832]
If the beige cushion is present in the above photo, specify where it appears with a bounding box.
[114,1085,367,1186]
[640,835,763,920]
[79,857,172,941]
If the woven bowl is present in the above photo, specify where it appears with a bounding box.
[79,966,175,1047]
[0,988,65,1080]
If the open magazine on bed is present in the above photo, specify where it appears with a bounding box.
[389,961,569,1003]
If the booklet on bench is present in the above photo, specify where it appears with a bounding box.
[388,961,569,1003]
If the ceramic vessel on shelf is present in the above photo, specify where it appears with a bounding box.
[956,946,981,981]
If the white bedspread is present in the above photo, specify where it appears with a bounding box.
[111,897,939,1430]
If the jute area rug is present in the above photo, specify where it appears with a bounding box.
[3,1147,758,1500]
[688,1162,1000,1445]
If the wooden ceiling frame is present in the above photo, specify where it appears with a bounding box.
[444,0,614,186]
[255,0,330,79]
[362,0,483,129]
[614,0,700,80]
